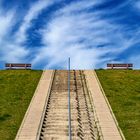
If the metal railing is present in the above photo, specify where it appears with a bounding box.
[68,57,72,140]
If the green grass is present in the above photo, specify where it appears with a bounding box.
[0,70,42,140]
[96,70,140,140]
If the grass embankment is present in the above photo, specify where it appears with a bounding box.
[96,70,140,140]
[0,70,42,140]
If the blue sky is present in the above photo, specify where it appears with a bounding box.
[0,0,140,69]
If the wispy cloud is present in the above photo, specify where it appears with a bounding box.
[0,0,140,69]
[128,55,140,69]
[0,10,15,40]
[0,8,24,62]
[32,0,139,69]
[134,0,140,10]
[0,0,57,64]
[15,0,55,43]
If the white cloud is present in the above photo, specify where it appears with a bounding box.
[0,0,56,63]
[59,0,103,14]
[15,0,56,43]
[127,55,140,69]
[0,8,23,62]
[0,11,15,41]
[33,0,137,69]
[0,0,139,69]
[134,1,140,10]
[0,44,29,62]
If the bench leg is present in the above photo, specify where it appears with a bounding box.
[10,64,11,70]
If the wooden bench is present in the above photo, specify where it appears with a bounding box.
[5,63,31,70]
[107,63,133,69]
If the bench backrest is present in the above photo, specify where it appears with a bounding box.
[5,63,31,69]
[107,63,133,69]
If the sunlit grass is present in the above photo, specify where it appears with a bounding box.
[0,70,42,140]
[96,70,140,140]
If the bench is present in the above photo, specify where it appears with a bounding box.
[107,63,133,69]
[5,63,31,70]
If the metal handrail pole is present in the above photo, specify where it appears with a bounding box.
[68,57,72,140]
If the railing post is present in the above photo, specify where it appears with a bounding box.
[68,57,72,140]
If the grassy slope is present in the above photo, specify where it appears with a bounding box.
[96,70,140,140]
[0,70,42,140]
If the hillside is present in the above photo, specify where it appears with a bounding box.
[0,70,42,140]
[96,70,140,140]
